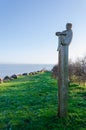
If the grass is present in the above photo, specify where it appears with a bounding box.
[0,71,86,130]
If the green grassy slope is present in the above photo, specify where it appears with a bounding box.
[0,71,86,130]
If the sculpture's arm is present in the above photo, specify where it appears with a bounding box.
[55,31,66,36]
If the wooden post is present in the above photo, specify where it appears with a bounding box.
[55,23,73,117]
[58,45,69,117]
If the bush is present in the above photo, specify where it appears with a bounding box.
[52,56,86,85]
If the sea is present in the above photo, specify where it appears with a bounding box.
[0,64,54,78]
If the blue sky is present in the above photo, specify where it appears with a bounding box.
[0,0,86,64]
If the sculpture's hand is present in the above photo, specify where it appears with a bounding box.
[55,32,61,36]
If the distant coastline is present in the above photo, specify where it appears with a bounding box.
[0,64,54,78]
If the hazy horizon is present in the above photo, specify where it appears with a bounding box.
[0,64,54,78]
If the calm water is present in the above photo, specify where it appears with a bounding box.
[0,64,54,78]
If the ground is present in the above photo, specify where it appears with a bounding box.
[0,71,86,130]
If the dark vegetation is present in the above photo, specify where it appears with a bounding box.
[0,71,86,129]
[52,56,86,86]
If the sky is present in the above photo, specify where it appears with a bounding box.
[0,0,86,64]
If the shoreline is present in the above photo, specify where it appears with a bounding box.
[0,69,48,83]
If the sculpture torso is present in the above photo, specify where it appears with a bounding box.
[57,29,73,51]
